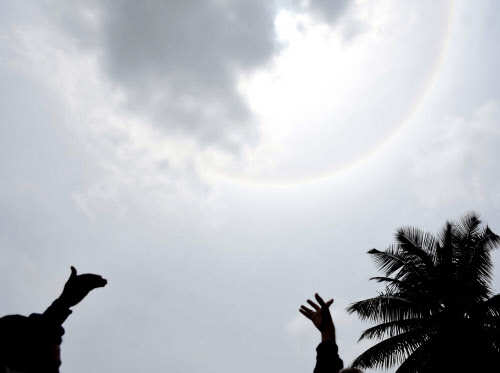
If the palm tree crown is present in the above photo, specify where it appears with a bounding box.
[348,213,500,372]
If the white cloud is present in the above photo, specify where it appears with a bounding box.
[411,101,500,208]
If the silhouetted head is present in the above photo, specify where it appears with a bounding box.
[340,368,363,373]
[0,314,64,373]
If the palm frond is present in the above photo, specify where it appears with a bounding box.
[352,328,431,370]
[395,227,435,270]
[466,232,494,298]
[368,247,406,276]
[395,342,434,373]
[369,276,436,305]
[472,294,500,319]
[358,318,431,341]
[347,295,425,323]
[455,213,482,241]
[422,232,439,266]
[436,222,455,272]
[455,225,500,301]
[483,226,500,250]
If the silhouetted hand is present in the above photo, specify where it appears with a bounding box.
[300,293,336,342]
[58,266,107,308]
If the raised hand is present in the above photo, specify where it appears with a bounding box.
[299,293,336,342]
[59,266,107,308]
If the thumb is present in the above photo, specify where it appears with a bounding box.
[70,266,77,279]
[326,299,334,308]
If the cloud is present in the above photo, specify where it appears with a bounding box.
[284,0,362,40]
[203,1,451,183]
[48,0,279,149]
[47,0,359,151]
[291,0,350,23]
[410,101,500,208]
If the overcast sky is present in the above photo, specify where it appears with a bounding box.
[1,1,500,372]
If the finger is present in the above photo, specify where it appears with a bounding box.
[86,275,107,288]
[300,305,314,313]
[315,293,326,307]
[91,278,107,288]
[299,309,313,320]
[81,274,107,283]
[307,299,320,311]
[95,277,107,287]
[326,299,334,308]
[70,266,77,279]
[300,305,315,315]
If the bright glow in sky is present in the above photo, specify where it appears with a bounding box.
[205,1,453,184]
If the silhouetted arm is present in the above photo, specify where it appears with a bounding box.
[300,293,343,373]
[43,266,107,325]
[43,298,73,326]
[313,340,343,373]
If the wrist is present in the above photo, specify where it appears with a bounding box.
[321,330,336,342]
[54,295,72,310]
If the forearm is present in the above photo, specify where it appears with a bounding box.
[314,340,343,373]
[321,328,336,343]
[43,296,73,325]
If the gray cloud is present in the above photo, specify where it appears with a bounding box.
[49,1,279,149]
[292,0,350,23]
[283,0,360,40]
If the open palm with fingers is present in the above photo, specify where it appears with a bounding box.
[300,293,336,342]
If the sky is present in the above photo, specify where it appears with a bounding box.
[1,0,500,372]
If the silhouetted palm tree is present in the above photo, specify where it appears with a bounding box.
[348,213,500,372]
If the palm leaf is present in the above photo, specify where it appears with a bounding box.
[436,222,455,269]
[455,213,482,242]
[358,318,430,341]
[352,328,431,370]
[348,295,425,323]
[395,227,435,270]
[368,247,406,276]
[395,341,435,373]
